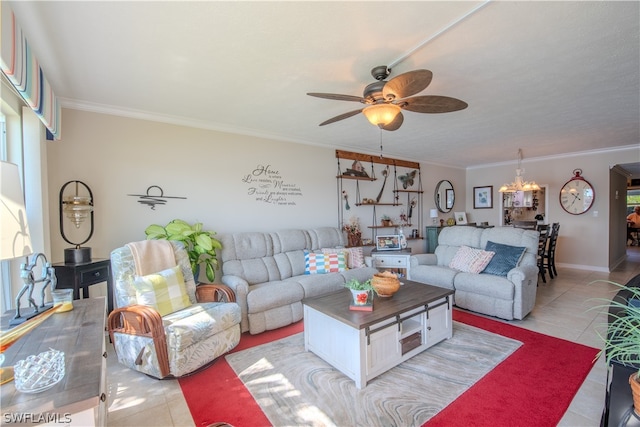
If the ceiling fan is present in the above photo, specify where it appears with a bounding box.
[307,65,468,131]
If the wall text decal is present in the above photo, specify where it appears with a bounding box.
[242,164,303,205]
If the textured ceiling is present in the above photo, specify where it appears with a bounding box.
[7,1,640,169]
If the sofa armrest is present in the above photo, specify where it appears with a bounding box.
[507,264,539,319]
[221,275,250,332]
[196,284,236,303]
[107,304,170,378]
[507,265,538,283]
[410,254,437,267]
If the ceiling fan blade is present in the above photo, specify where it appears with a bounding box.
[307,92,365,103]
[319,108,364,126]
[382,112,404,131]
[382,70,433,100]
[400,95,468,113]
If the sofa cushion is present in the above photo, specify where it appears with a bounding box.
[449,246,495,273]
[297,273,346,298]
[454,272,515,300]
[482,241,526,277]
[163,302,241,350]
[304,251,347,274]
[246,280,304,313]
[409,265,456,290]
[133,266,192,316]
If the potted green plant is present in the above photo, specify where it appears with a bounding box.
[145,219,222,282]
[344,278,374,306]
[380,215,392,227]
[591,279,640,414]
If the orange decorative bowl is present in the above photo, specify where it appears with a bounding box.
[372,272,401,297]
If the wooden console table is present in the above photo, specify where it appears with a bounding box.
[1,298,108,426]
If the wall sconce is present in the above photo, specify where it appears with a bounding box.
[59,181,94,264]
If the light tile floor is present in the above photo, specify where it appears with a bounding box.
[105,247,640,426]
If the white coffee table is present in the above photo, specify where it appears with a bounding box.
[302,280,454,389]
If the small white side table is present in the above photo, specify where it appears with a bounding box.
[371,249,412,279]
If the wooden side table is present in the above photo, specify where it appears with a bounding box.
[371,249,412,279]
[53,258,113,314]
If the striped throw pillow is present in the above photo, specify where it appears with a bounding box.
[304,251,347,274]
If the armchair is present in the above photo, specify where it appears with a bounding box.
[107,240,241,379]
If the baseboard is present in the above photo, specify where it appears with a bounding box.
[555,262,610,273]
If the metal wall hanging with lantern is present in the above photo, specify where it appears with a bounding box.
[59,180,94,264]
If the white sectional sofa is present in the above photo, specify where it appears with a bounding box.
[409,226,539,320]
[218,227,378,334]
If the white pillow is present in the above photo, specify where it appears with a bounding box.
[449,246,495,274]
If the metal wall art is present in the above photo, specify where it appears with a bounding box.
[128,185,186,210]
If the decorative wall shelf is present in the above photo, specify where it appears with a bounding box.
[337,175,377,181]
[336,150,423,244]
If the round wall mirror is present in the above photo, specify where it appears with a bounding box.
[435,180,455,213]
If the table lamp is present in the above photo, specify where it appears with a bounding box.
[59,180,94,264]
[1,161,57,326]
[430,209,439,225]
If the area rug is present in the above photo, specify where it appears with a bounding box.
[178,310,600,427]
[225,322,521,427]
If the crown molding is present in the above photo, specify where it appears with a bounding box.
[467,145,640,170]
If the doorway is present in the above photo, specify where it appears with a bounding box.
[499,186,548,226]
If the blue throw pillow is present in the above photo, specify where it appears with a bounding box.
[482,241,527,277]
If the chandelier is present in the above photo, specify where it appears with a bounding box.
[498,149,540,193]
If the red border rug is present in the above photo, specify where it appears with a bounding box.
[179,310,598,427]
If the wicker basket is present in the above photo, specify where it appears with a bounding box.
[372,272,401,297]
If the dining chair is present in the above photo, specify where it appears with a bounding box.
[536,224,550,284]
[542,223,560,279]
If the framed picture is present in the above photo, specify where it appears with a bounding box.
[454,212,468,225]
[446,189,454,209]
[376,235,401,251]
[473,186,493,209]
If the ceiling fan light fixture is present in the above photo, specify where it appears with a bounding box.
[363,103,401,127]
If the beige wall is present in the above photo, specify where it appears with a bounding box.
[45,109,466,276]
[42,108,640,285]
[467,147,639,271]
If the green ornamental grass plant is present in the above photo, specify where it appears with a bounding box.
[590,279,640,380]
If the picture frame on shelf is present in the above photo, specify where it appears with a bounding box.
[454,212,468,225]
[473,185,493,209]
[376,235,401,251]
